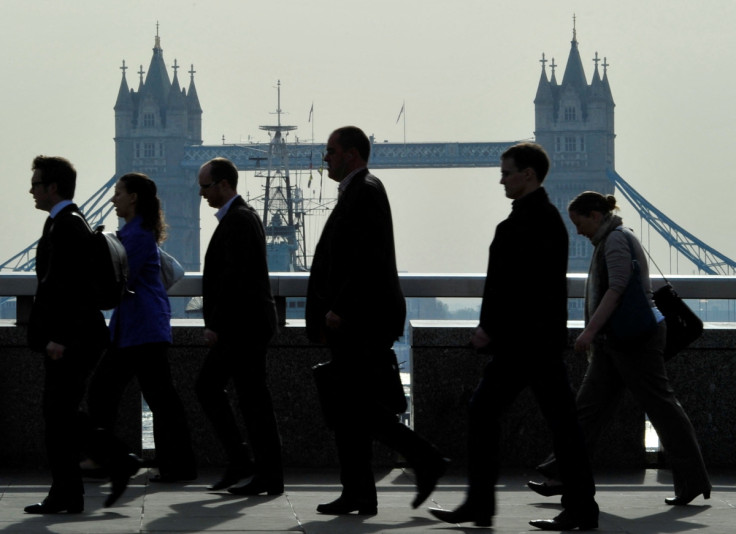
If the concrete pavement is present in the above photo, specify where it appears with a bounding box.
[1,467,734,533]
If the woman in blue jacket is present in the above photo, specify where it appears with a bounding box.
[89,172,196,485]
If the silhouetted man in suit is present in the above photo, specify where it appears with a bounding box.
[24,156,110,514]
[306,126,447,516]
[429,143,599,530]
[196,157,283,495]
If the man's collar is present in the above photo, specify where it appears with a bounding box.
[49,200,73,219]
[215,194,240,222]
[338,167,367,195]
[511,185,545,208]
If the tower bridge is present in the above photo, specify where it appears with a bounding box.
[181,141,518,171]
[2,25,735,283]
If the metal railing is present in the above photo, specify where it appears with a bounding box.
[3,272,736,297]
[2,272,736,324]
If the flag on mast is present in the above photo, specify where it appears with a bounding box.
[308,103,314,122]
[396,101,405,124]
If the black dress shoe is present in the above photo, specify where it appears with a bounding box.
[316,496,377,515]
[412,457,450,508]
[227,478,284,496]
[105,453,143,508]
[25,496,84,514]
[529,510,598,531]
[207,463,255,491]
[528,480,565,497]
[665,489,711,506]
[429,503,492,527]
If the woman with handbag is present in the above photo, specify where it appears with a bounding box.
[87,172,197,486]
[528,191,710,506]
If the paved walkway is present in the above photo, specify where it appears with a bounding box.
[1,467,734,533]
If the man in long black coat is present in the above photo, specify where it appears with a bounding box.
[196,157,283,495]
[429,143,600,530]
[306,126,447,516]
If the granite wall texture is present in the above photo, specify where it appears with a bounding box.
[411,321,736,470]
[1,322,734,470]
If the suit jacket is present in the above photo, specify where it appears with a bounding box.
[28,204,109,353]
[306,170,405,346]
[202,196,277,343]
[478,187,569,354]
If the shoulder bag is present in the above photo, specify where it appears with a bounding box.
[640,249,704,360]
[159,247,185,289]
[607,229,658,344]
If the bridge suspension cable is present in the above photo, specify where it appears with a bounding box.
[607,168,736,275]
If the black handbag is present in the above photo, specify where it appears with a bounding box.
[607,230,658,343]
[632,233,704,360]
[312,349,407,428]
[312,360,341,428]
[652,283,703,360]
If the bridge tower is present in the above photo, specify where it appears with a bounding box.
[534,22,615,273]
[113,28,203,277]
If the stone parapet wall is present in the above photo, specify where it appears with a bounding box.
[411,321,736,469]
[1,321,734,470]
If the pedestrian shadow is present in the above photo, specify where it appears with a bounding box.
[11,510,128,533]
[297,514,444,534]
[141,492,283,532]
[528,501,711,533]
[600,505,711,533]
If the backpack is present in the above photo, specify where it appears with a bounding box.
[73,212,130,310]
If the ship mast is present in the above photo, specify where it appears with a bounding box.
[257,81,301,271]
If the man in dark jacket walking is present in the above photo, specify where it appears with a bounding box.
[429,143,599,531]
[306,126,447,516]
[196,157,283,496]
[24,156,111,514]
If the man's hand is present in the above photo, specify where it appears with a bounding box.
[574,329,595,354]
[203,328,218,346]
[46,341,66,360]
[325,310,342,330]
[470,326,491,350]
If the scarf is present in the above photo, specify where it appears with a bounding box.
[585,213,623,322]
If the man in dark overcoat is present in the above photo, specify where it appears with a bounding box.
[306,126,447,516]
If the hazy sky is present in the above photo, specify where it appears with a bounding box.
[1,0,734,274]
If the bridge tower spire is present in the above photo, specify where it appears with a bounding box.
[534,21,616,276]
[114,26,204,315]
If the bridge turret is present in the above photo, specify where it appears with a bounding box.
[113,26,203,316]
[186,65,202,144]
[114,60,134,143]
[534,53,556,130]
[166,60,188,133]
[534,20,616,286]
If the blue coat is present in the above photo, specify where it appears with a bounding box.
[110,216,172,348]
